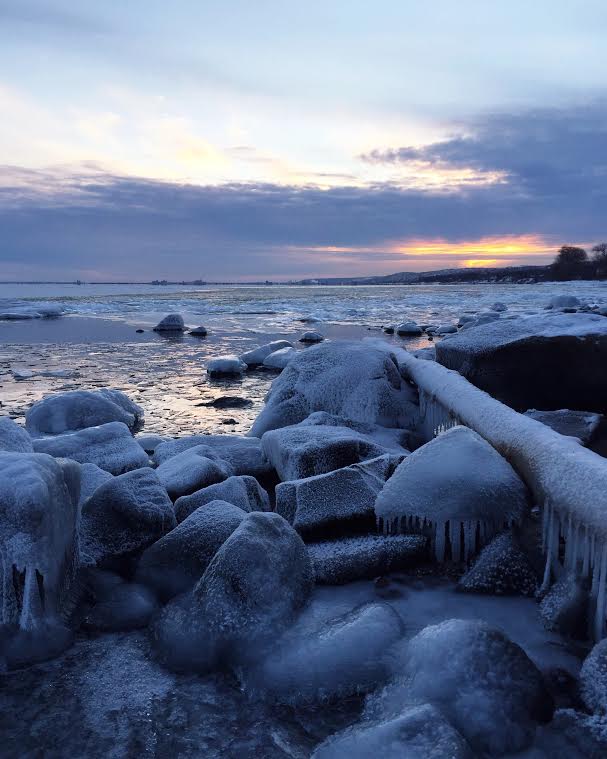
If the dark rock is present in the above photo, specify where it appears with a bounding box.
[199,396,253,409]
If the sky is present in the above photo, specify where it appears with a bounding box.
[0,0,606,281]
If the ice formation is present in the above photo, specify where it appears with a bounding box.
[33,421,150,475]
[174,475,269,523]
[26,389,144,436]
[262,346,296,370]
[374,425,529,562]
[299,331,324,343]
[0,452,80,629]
[249,340,419,437]
[153,313,185,331]
[206,355,247,377]
[239,340,292,366]
[242,602,404,704]
[153,434,272,477]
[0,416,33,453]
[155,445,231,499]
[136,500,246,600]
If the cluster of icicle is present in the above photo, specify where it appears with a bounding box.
[418,389,460,440]
[542,500,607,641]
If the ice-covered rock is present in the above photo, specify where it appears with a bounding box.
[457,532,538,596]
[299,331,324,343]
[368,619,553,755]
[243,603,404,705]
[262,346,296,370]
[151,512,313,672]
[153,313,185,331]
[33,421,150,475]
[313,703,473,759]
[375,426,529,562]
[155,445,231,499]
[524,408,605,446]
[79,468,175,569]
[490,302,508,312]
[539,572,590,638]
[189,325,207,336]
[436,312,607,413]
[135,433,167,454]
[436,324,457,335]
[136,500,246,600]
[275,455,402,539]
[174,475,270,523]
[82,583,158,632]
[396,321,422,336]
[250,341,419,437]
[206,356,247,378]
[457,314,476,327]
[458,311,501,330]
[153,434,271,477]
[78,462,112,506]
[0,416,33,452]
[547,295,581,310]
[412,346,436,361]
[580,639,607,715]
[261,422,388,481]
[0,452,80,631]
[308,534,427,584]
[26,389,144,437]
[295,411,410,452]
[240,340,292,367]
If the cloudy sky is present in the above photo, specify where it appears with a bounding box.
[1,0,606,281]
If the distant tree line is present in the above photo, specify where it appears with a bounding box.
[552,243,607,280]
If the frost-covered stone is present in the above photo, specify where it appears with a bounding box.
[296,411,410,452]
[580,639,607,715]
[240,340,292,367]
[243,603,404,704]
[368,619,553,755]
[308,534,427,584]
[491,302,508,312]
[135,433,167,454]
[457,532,538,596]
[153,313,185,331]
[299,331,324,343]
[80,468,175,568]
[275,456,401,539]
[250,341,418,437]
[78,463,112,507]
[0,416,33,452]
[313,704,473,759]
[436,324,457,335]
[151,512,313,672]
[82,583,158,632]
[33,421,150,475]
[539,572,590,638]
[261,423,388,481]
[174,475,270,523]
[262,346,296,370]
[189,325,207,336]
[0,452,80,630]
[458,311,501,331]
[155,445,231,499]
[524,408,605,446]
[396,321,422,336]
[436,312,607,413]
[547,295,581,310]
[153,434,271,477]
[374,426,529,562]
[206,356,247,377]
[26,389,144,436]
[136,500,246,600]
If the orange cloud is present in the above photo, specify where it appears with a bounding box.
[388,234,552,258]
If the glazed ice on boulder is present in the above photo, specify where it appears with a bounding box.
[26,389,144,436]
[374,425,529,562]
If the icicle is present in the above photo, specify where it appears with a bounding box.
[464,521,476,560]
[19,565,44,631]
[452,521,462,563]
[582,526,591,577]
[435,521,446,563]
[571,522,580,572]
[593,543,607,641]
[541,507,557,592]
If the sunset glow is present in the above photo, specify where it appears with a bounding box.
[389,235,552,259]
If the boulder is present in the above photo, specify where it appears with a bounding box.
[457,532,538,596]
[395,321,422,336]
[436,312,607,413]
[524,408,605,446]
[26,389,144,436]
[374,426,529,562]
[0,453,80,632]
[78,463,113,507]
[151,512,313,672]
[436,324,457,335]
[547,295,581,310]
[250,341,419,437]
[261,423,388,481]
[189,325,207,336]
[174,475,270,523]
[299,331,324,343]
[308,534,427,584]
[294,411,410,452]
[79,468,175,568]
[275,456,402,539]
[240,340,292,367]
[153,434,271,478]
[313,704,473,759]
[136,500,246,600]
[491,302,508,312]
[82,583,158,632]
[153,313,185,331]
[262,347,296,370]
[539,572,590,639]
[155,446,231,499]
[135,433,167,454]
[580,639,607,715]
[207,356,247,378]
[0,416,33,452]
[33,421,150,475]
[368,619,553,755]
